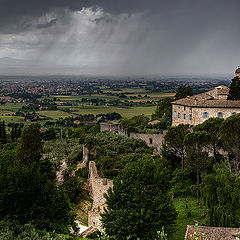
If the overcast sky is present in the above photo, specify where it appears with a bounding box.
[0,0,240,76]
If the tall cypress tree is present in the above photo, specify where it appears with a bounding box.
[2,121,6,144]
[228,76,240,100]
[11,125,15,142]
[0,122,2,142]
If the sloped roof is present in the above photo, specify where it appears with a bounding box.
[185,225,240,240]
[172,86,240,108]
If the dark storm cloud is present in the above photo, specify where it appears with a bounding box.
[1,0,240,75]
[1,0,239,32]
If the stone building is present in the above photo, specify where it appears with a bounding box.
[100,122,127,135]
[100,122,165,151]
[129,132,165,152]
[235,67,240,78]
[171,85,240,126]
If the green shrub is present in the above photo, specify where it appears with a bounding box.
[75,166,89,179]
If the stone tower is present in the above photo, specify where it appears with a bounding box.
[235,67,240,78]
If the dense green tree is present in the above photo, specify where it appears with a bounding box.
[10,123,22,142]
[165,124,190,169]
[184,131,211,205]
[0,121,7,144]
[220,113,240,172]
[0,220,75,240]
[175,85,193,100]
[42,127,56,141]
[201,160,240,227]
[16,123,42,164]
[101,159,177,240]
[121,115,149,132]
[152,97,173,122]
[194,118,224,162]
[152,119,170,130]
[0,125,76,234]
[227,76,240,100]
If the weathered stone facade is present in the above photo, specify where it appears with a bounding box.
[88,161,113,231]
[100,122,127,135]
[129,132,165,151]
[172,85,240,126]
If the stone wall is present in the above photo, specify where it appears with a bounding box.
[88,161,113,231]
[129,132,165,151]
[70,145,89,177]
[172,104,240,126]
[100,122,127,135]
[100,122,165,151]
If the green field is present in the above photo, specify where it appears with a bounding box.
[59,105,157,118]
[0,103,25,112]
[51,94,118,101]
[0,87,173,123]
[51,92,175,102]
[37,110,74,119]
[0,115,24,123]
[101,87,146,94]
[0,103,26,123]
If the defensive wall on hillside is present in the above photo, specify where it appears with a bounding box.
[100,122,165,151]
[88,161,113,231]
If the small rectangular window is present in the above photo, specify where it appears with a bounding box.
[217,112,223,118]
[188,114,192,120]
[183,114,186,119]
[184,107,186,111]
[174,111,177,118]
[178,113,181,119]
[149,138,153,144]
[203,112,209,119]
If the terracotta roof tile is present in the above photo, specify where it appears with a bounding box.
[185,225,240,240]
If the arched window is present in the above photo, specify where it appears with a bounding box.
[217,112,223,118]
[174,111,177,118]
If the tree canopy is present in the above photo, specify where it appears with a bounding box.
[175,85,193,100]
[194,117,224,162]
[220,113,240,172]
[201,160,240,227]
[165,124,190,169]
[101,159,177,240]
[0,124,76,234]
[151,97,173,122]
[227,76,240,100]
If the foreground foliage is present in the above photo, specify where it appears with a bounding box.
[202,160,240,227]
[101,159,177,240]
[0,124,77,234]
